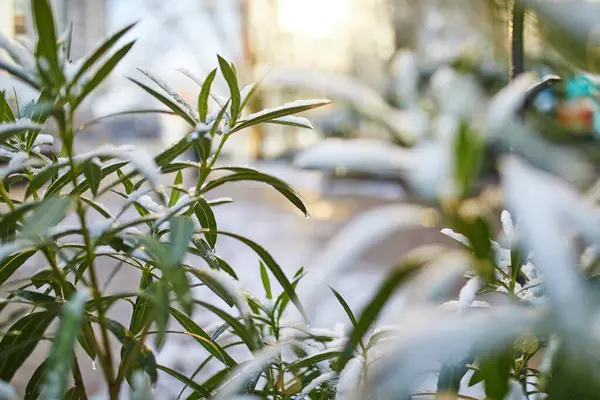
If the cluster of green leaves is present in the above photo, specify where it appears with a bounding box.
[0,1,336,399]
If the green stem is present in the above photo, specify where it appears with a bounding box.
[0,183,16,211]
[510,1,525,80]
[115,320,151,389]
[72,356,89,400]
[63,108,117,398]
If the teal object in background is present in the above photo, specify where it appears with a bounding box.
[565,74,595,100]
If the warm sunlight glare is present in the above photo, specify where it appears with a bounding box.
[277,0,351,38]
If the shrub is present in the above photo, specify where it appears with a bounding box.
[2,1,600,400]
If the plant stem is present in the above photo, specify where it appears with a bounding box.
[72,356,89,400]
[63,108,117,398]
[0,183,15,211]
[115,320,151,388]
[510,1,525,80]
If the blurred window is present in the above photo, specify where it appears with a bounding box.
[13,0,27,35]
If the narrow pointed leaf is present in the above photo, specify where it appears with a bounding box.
[218,231,307,322]
[169,308,237,368]
[330,287,358,327]
[232,99,330,133]
[41,291,89,400]
[130,269,153,335]
[71,22,136,86]
[194,198,217,248]
[0,59,41,89]
[217,55,240,121]
[168,171,183,207]
[129,78,196,126]
[190,235,220,270]
[195,300,258,350]
[24,360,47,400]
[169,216,195,266]
[265,115,314,129]
[149,282,169,349]
[82,159,101,197]
[157,364,211,397]
[336,259,424,371]
[32,0,60,83]
[0,311,56,380]
[206,167,308,217]
[199,69,217,122]
[21,196,74,238]
[154,137,194,167]
[0,91,15,123]
[75,41,136,107]
[0,120,42,144]
[0,249,37,286]
[259,261,272,300]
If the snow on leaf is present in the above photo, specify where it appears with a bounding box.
[336,356,363,399]
[501,155,589,329]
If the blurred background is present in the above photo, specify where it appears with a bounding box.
[0,0,526,159]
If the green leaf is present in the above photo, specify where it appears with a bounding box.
[149,282,169,349]
[154,137,194,167]
[219,231,308,322]
[26,161,64,198]
[77,321,98,361]
[239,80,262,113]
[32,0,61,84]
[62,388,79,400]
[217,257,238,280]
[24,360,47,400]
[217,55,240,122]
[129,269,153,335]
[0,200,39,240]
[169,308,237,368]
[259,262,272,300]
[194,198,217,248]
[0,311,56,380]
[156,364,211,398]
[41,291,89,400]
[185,267,235,308]
[41,161,128,199]
[437,355,474,394]
[206,167,308,217]
[481,351,512,400]
[21,196,74,239]
[75,41,136,108]
[330,287,357,327]
[231,99,330,133]
[288,350,341,371]
[0,59,41,90]
[265,115,314,130]
[199,68,217,122]
[129,78,196,126]
[89,316,158,384]
[0,91,15,123]
[0,120,43,144]
[58,21,73,62]
[195,300,259,350]
[169,216,195,266]
[0,250,36,286]
[70,22,136,87]
[168,171,183,207]
[80,196,114,219]
[116,169,134,194]
[190,235,220,270]
[167,217,194,314]
[454,121,483,197]
[336,259,424,371]
[161,161,200,174]
[82,159,101,197]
